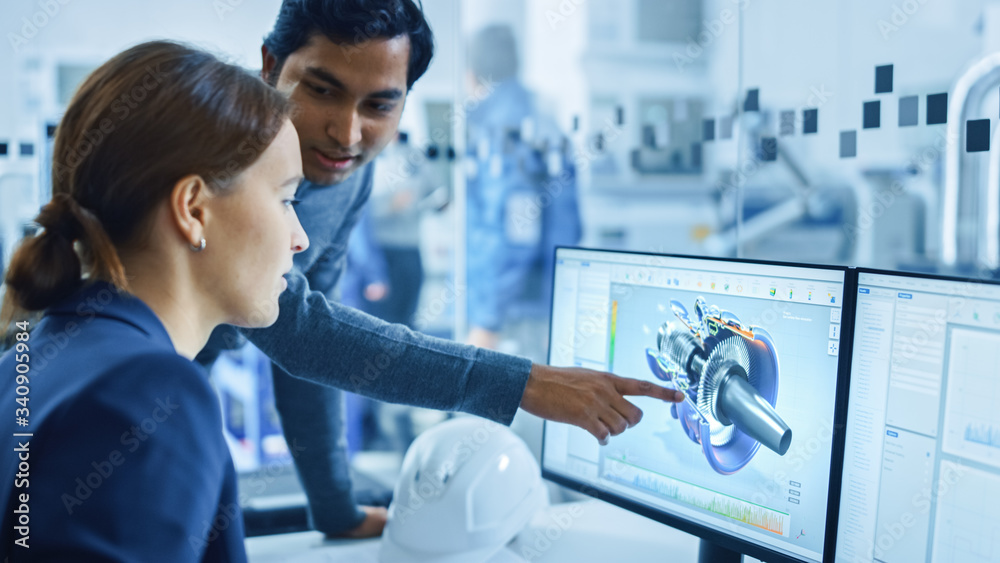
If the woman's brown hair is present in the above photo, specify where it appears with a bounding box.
[1,40,290,329]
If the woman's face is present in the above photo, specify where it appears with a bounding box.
[203,119,309,327]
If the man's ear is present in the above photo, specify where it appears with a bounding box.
[169,175,209,247]
[261,44,277,84]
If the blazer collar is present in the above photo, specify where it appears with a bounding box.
[46,280,175,348]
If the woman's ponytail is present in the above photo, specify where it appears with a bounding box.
[1,194,126,328]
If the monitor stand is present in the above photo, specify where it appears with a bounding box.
[698,539,743,563]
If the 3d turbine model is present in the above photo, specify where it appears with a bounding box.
[644,297,791,474]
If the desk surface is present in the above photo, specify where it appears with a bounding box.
[245,500,766,563]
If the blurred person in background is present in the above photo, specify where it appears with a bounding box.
[465,24,583,363]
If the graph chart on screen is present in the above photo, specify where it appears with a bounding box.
[964,424,1000,450]
[602,456,790,537]
[932,462,999,563]
[942,328,1000,469]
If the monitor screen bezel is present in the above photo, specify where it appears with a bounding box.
[540,246,856,563]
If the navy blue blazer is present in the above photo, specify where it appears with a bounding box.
[1,281,246,561]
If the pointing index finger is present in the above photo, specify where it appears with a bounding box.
[614,376,685,403]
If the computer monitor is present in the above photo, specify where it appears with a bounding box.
[835,269,1000,563]
[541,248,852,563]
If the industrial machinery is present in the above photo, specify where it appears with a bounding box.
[645,297,791,474]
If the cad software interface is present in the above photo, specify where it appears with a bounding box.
[542,249,846,563]
[836,272,1000,563]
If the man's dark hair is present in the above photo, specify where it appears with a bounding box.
[263,0,434,90]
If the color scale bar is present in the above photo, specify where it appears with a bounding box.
[608,301,618,371]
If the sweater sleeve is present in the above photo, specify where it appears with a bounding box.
[241,267,533,426]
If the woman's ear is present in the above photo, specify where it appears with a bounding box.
[169,174,209,248]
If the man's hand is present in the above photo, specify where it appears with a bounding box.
[520,364,685,445]
[330,506,388,539]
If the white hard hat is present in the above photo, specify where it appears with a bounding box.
[379,416,548,563]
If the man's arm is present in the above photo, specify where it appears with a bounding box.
[243,268,531,425]
[242,267,684,439]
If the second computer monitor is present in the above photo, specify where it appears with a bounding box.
[542,248,851,563]
[836,269,1000,563]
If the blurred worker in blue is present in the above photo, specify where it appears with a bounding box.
[465,24,582,362]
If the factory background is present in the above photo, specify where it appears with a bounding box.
[1,0,997,531]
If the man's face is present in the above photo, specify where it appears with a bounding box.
[264,34,409,186]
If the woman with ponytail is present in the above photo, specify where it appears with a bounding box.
[0,40,308,561]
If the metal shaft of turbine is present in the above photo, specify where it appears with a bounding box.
[714,362,792,455]
[659,323,792,455]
